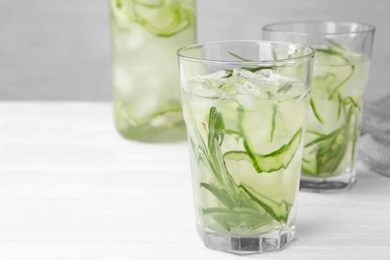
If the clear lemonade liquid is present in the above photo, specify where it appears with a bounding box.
[182,67,310,236]
[301,43,370,179]
[110,0,196,141]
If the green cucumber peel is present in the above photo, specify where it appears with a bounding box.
[315,48,345,57]
[270,104,277,142]
[328,64,355,99]
[337,93,343,120]
[230,116,303,174]
[310,97,324,124]
[313,48,355,99]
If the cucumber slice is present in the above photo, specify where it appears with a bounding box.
[224,126,303,174]
[312,49,355,99]
[110,0,134,29]
[111,0,194,37]
[327,39,364,60]
[309,48,355,124]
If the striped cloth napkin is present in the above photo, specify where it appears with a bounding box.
[359,95,390,177]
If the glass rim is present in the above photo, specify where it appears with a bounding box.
[263,21,376,36]
[177,40,315,65]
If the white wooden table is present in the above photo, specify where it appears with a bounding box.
[0,102,389,260]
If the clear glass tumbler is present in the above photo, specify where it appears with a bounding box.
[263,21,375,192]
[110,0,196,142]
[178,41,314,254]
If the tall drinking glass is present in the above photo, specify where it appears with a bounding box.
[178,41,314,254]
[263,22,375,192]
[110,0,196,142]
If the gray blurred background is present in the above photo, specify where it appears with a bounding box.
[0,0,389,101]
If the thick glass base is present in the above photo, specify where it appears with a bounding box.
[300,172,356,192]
[197,224,295,255]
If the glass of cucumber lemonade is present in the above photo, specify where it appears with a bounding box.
[263,22,375,192]
[178,41,314,254]
[110,0,196,142]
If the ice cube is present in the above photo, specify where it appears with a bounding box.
[184,75,223,98]
[234,94,254,108]
[258,69,273,78]
[191,84,223,98]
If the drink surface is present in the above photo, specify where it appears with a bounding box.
[182,67,309,236]
[110,0,196,142]
[302,41,370,177]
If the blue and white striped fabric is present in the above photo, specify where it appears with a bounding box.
[359,95,390,177]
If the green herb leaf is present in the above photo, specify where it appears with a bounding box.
[270,104,277,142]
